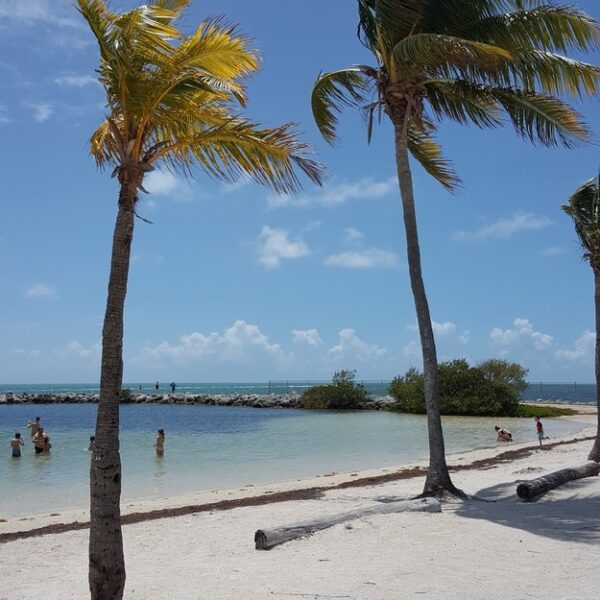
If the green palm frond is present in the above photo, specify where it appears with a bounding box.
[311,67,376,144]
[562,175,600,260]
[489,87,589,147]
[407,125,462,192]
[392,34,512,74]
[459,4,600,52]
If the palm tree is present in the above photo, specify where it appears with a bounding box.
[77,2,324,598]
[311,0,599,496]
[563,174,600,462]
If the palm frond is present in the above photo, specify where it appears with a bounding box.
[562,175,600,259]
[311,67,375,144]
[489,87,589,147]
[407,125,462,192]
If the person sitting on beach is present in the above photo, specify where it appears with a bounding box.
[87,436,95,452]
[27,417,41,437]
[154,429,165,457]
[495,425,512,442]
[10,432,25,458]
[32,428,46,454]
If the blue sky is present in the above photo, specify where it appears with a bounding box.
[0,0,599,384]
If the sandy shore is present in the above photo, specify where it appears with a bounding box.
[2,409,599,599]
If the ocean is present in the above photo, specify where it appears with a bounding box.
[0,402,591,518]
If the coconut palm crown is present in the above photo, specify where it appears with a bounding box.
[312,0,600,496]
[78,2,324,599]
[563,174,600,462]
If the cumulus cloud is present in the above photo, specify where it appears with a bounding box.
[141,321,288,366]
[61,341,101,359]
[144,170,181,196]
[453,213,551,241]
[432,321,457,336]
[490,318,553,351]
[344,227,364,242]
[0,104,12,124]
[0,0,78,27]
[292,329,323,347]
[324,248,398,269]
[25,283,56,299]
[268,177,396,209]
[54,74,98,87]
[556,331,595,362]
[328,329,387,362]
[256,226,309,269]
[29,103,53,123]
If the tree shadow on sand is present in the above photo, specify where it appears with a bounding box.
[456,477,600,545]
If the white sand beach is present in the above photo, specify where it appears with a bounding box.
[2,410,599,600]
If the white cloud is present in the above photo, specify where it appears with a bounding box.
[29,102,53,123]
[220,177,251,194]
[61,341,101,359]
[432,321,457,336]
[292,329,323,347]
[54,75,98,87]
[10,348,40,358]
[256,226,309,269]
[490,318,553,350]
[268,177,396,209]
[0,1,79,27]
[141,321,288,366]
[344,227,364,243]
[556,331,595,362]
[25,283,56,299]
[328,329,386,362]
[402,340,421,360]
[144,170,179,196]
[538,246,565,257]
[0,104,12,124]
[458,330,471,345]
[131,253,165,266]
[324,248,398,269]
[453,213,551,241]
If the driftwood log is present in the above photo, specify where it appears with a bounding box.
[516,461,600,500]
[254,497,441,550]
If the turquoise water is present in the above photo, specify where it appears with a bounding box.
[0,382,596,402]
[0,404,589,518]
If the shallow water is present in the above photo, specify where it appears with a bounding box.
[0,404,588,517]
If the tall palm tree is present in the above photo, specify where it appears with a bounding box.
[563,174,600,462]
[77,2,324,598]
[312,0,599,496]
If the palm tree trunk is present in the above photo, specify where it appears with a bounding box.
[392,121,462,497]
[89,180,137,600]
[589,266,600,462]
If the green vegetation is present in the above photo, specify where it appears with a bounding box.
[301,370,370,410]
[517,404,577,418]
[389,359,530,417]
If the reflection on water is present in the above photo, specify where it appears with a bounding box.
[0,404,590,517]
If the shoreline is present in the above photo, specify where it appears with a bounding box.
[2,419,595,542]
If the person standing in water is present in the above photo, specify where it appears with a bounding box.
[27,417,41,437]
[154,429,165,457]
[10,432,25,457]
[32,428,46,454]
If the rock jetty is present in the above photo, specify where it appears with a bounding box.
[0,391,394,410]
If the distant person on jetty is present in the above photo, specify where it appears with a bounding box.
[139,384,143,391]
[10,432,25,457]
[495,426,512,442]
[87,436,95,452]
[155,381,160,391]
[535,416,544,447]
[27,417,41,436]
[154,429,165,457]
[32,428,46,454]
[170,381,176,393]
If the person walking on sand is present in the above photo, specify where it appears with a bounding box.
[32,428,46,454]
[27,416,41,437]
[534,416,544,448]
[154,429,165,457]
[10,432,25,457]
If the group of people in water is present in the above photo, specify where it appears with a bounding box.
[495,416,546,448]
[10,416,166,457]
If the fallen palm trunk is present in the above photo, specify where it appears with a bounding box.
[254,497,441,550]
[516,461,600,500]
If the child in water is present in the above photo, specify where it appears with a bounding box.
[10,432,25,457]
[154,429,165,456]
